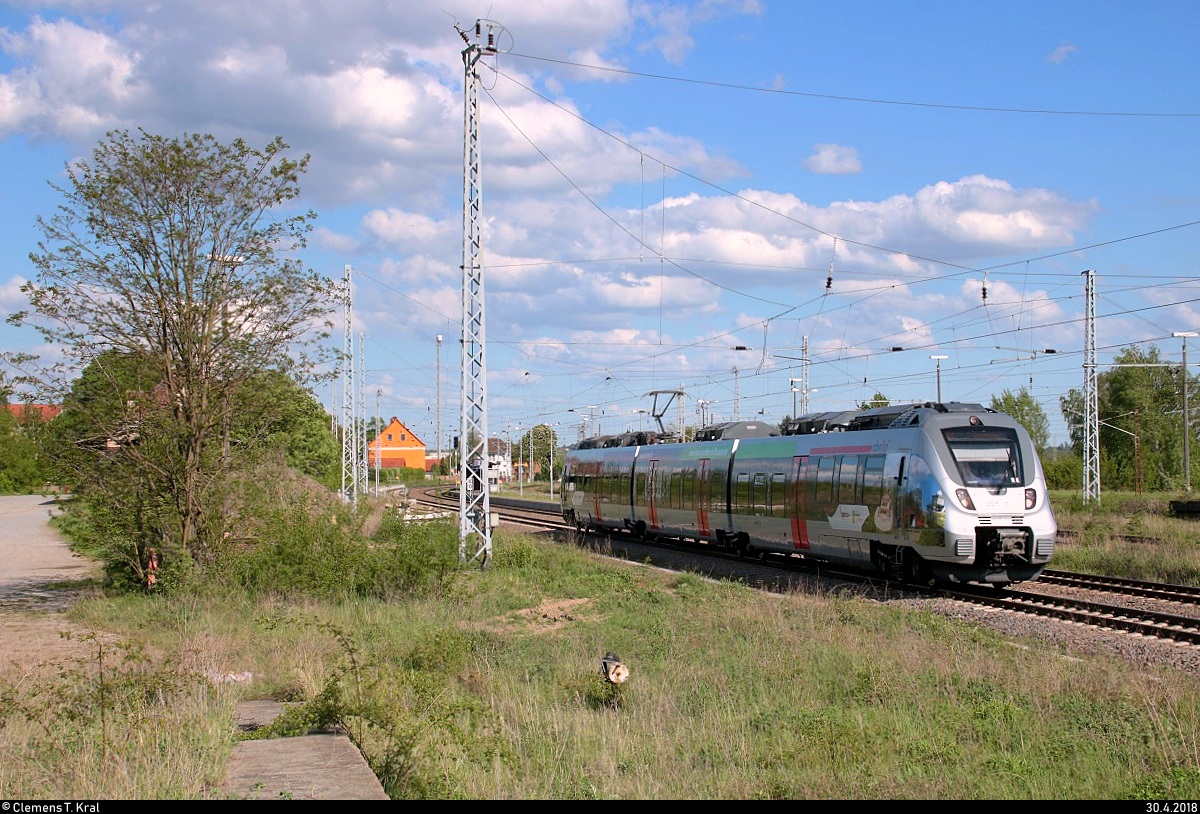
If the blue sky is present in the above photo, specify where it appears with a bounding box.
[1,1,1198,450]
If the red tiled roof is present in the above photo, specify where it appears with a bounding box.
[6,403,62,422]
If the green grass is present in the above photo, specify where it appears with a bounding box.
[3,490,1200,799]
[1049,489,1200,584]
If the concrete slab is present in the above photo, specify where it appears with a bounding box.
[214,701,390,800]
[218,734,389,800]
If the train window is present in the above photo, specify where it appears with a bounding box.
[669,473,681,509]
[683,470,696,509]
[711,467,726,512]
[752,473,768,513]
[734,472,750,512]
[942,426,1023,487]
[770,473,786,517]
[815,456,836,509]
[862,455,885,509]
[838,455,861,504]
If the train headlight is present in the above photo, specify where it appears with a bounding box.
[955,488,975,510]
[1025,488,1037,510]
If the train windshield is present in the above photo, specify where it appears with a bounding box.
[941,426,1023,487]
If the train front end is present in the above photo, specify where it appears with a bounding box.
[915,411,1057,586]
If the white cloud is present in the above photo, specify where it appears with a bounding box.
[1046,43,1078,64]
[802,144,862,175]
[0,16,148,136]
[0,275,29,317]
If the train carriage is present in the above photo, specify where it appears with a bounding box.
[560,402,1056,588]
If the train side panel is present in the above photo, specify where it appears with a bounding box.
[560,446,635,533]
[629,440,736,543]
[560,404,1056,587]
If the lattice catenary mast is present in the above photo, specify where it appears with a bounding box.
[358,330,369,499]
[456,20,498,566]
[1082,268,1100,504]
[340,264,360,504]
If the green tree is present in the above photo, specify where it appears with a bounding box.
[240,371,339,488]
[7,130,337,562]
[0,406,46,493]
[1059,343,1189,491]
[0,373,57,492]
[990,387,1050,452]
[857,392,890,410]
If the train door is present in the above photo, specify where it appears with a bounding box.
[697,458,712,536]
[647,459,660,530]
[874,454,901,539]
[789,455,810,550]
[895,454,918,545]
[592,460,604,523]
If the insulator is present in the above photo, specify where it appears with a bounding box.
[825,276,832,291]
[982,285,988,302]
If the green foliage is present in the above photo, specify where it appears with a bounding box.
[990,386,1050,452]
[236,370,339,487]
[12,129,338,562]
[0,406,54,493]
[856,392,890,410]
[213,502,463,601]
[1042,447,1083,490]
[569,669,627,711]
[1061,342,1194,491]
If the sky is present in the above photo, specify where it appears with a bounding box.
[1,0,1198,452]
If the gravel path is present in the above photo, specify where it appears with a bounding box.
[0,494,105,672]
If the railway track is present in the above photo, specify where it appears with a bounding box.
[412,489,1200,652]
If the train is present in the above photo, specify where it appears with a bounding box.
[559,401,1056,588]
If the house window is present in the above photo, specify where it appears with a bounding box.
[401,433,407,441]
[387,433,393,441]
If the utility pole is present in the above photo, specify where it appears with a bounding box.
[930,355,948,403]
[549,425,556,500]
[436,334,443,477]
[375,388,381,496]
[1174,331,1197,492]
[732,366,740,421]
[456,20,497,566]
[801,336,810,414]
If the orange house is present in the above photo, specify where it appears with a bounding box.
[367,417,426,469]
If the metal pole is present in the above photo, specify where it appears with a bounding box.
[1176,332,1197,492]
[375,388,381,496]
[930,355,948,403]
[1187,340,1192,493]
[436,334,442,477]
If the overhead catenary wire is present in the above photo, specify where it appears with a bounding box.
[347,33,1200,443]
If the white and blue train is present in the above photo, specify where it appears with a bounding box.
[559,401,1057,588]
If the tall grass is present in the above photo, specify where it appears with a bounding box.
[1050,489,1200,584]
[3,491,1200,798]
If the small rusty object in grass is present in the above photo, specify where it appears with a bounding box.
[601,651,629,684]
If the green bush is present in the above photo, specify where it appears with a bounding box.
[212,500,462,601]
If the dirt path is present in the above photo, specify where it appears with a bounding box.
[0,494,106,673]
